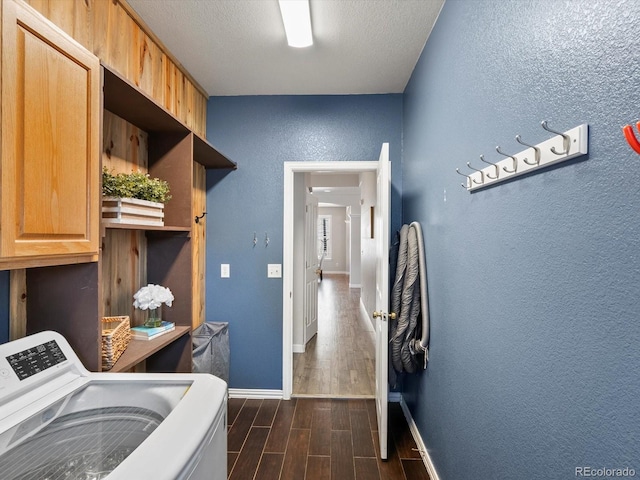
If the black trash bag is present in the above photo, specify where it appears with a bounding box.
[192,322,229,384]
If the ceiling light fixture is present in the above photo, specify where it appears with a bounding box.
[278,0,313,48]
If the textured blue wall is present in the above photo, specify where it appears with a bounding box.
[402,1,640,479]
[0,272,8,344]
[206,95,402,389]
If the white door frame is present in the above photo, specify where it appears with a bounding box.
[283,161,379,399]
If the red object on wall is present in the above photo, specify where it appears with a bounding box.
[622,123,640,154]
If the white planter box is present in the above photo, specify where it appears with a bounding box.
[102,197,164,226]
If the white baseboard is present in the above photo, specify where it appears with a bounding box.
[293,344,305,353]
[398,395,440,480]
[228,388,284,399]
[349,283,361,289]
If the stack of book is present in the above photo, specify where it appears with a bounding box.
[131,321,175,341]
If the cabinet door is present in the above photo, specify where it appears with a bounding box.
[1,0,99,262]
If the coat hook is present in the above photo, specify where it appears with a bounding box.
[253,232,257,247]
[541,121,570,155]
[496,146,519,173]
[479,154,499,179]
[622,122,640,155]
[515,135,541,165]
[455,168,473,189]
[194,212,207,223]
[466,162,485,184]
[265,232,270,247]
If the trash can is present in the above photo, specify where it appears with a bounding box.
[192,322,229,384]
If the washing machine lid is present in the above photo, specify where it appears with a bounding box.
[0,379,194,480]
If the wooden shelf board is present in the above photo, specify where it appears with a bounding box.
[109,326,191,372]
[193,133,237,170]
[103,65,188,134]
[103,223,190,233]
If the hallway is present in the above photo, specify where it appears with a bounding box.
[293,274,376,397]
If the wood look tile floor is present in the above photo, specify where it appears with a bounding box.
[227,397,431,480]
[293,274,376,397]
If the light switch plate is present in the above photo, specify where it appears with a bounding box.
[267,264,282,278]
[221,264,230,278]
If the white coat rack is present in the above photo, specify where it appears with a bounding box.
[456,122,589,192]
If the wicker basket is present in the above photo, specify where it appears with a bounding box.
[101,316,131,370]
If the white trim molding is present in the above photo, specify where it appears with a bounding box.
[293,344,305,354]
[283,161,380,400]
[398,395,440,480]
[228,388,284,399]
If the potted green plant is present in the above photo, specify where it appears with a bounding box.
[102,167,172,226]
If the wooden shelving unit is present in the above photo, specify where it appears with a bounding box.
[25,63,236,373]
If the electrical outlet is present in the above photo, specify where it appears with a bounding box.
[267,264,282,278]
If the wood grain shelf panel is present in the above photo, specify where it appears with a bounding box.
[109,326,191,372]
[193,133,237,170]
[103,223,191,234]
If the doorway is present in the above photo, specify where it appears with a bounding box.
[282,161,379,400]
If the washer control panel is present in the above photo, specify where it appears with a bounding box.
[0,331,80,405]
[6,340,67,381]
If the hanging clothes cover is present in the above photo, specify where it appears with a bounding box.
[390,222,429,374]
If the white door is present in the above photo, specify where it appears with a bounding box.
[304,192,319,345]
[374,143,391,460]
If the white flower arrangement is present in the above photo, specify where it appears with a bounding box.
[133,284,174,310]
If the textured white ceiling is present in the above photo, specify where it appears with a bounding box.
[126,0,444,96]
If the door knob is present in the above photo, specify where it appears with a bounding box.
[373,311,397,320]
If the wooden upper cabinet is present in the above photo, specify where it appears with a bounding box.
[0,0,100,268]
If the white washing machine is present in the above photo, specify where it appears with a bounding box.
[0,331,227,480]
